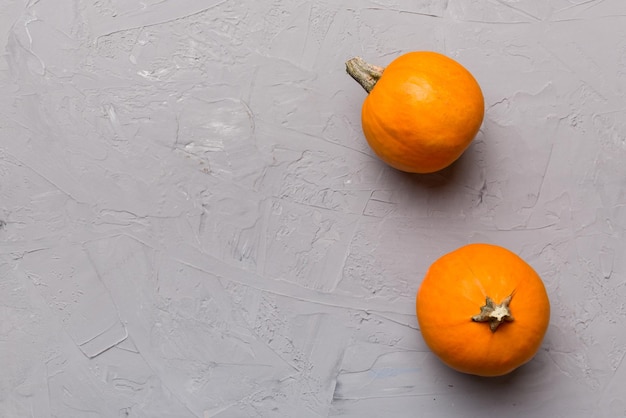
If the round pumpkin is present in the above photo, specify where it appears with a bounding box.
[416,243,550,377]
[346,51,484,173]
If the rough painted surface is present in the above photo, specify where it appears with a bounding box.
[1,1,625,416]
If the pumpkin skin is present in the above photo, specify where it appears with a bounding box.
[346,52,484,173]
[416,243,550,377]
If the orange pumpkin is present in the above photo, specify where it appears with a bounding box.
[346,51,484,173]
[416,243,550,377]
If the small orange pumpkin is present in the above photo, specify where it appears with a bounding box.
[416,243,550,377]
[346,51,484,173]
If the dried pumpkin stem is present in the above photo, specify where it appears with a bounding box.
[345,57,384,93]
[472,295,514,332]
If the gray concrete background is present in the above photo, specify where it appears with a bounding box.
[1,1,625,417]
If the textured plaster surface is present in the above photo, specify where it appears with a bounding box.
[1,1,626,417]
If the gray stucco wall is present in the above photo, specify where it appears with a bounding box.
[1,1,625,417]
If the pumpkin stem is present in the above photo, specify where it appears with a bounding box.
[472,295,514,332]
[345,57,384,93]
